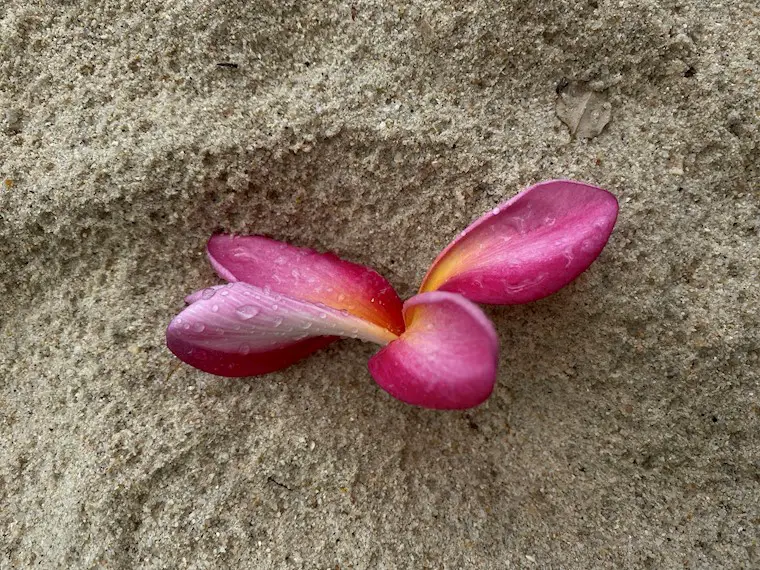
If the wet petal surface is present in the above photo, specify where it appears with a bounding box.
[208,235,404,335]
[368,292,498,410]
[167,282,398,377]
[419,180,619,304]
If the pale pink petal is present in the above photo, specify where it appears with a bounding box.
[419,180,619,304]
[167,282,398,377]
[207,235,404,335]
[367,292,498,410]
[185,285,226,304]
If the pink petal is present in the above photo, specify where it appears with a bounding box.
[207,235,404,335]
[419,180,619,304]
[367,292,498,410]
[185,285,226,304]
[167,282,398,377]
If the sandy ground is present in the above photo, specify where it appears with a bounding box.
[1,1,759,568]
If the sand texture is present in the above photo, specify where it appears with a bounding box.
[1,0,759,568]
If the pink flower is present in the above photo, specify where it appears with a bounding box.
[167,180,619,409]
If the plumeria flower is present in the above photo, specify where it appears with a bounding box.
[166,180,618,409]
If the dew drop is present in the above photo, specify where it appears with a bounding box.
[220,289,230,296]
[370,297,375,303]
[492,206,501,215]
[192,323,205,332]
[271,304,279,311]
[182,323,191,330]
[236,305,260,319]
[319,312,327,319]
[240,344,251,355]
[211,304,219,312]
[338,293,346,302]
[301,322,313,330]
[273,317,283,326]
[201,288,216,300]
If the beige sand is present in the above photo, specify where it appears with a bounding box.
[1,1,758,568]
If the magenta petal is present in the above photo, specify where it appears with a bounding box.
[167,282,398,377]
[419,180,619,304]
[207,235,404,335]
[167,333,337,378]
[367,292,498,410]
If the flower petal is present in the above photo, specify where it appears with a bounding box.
[419,180,619,304]
[367,292,498,410]
[207,235,404,335]
[167,282,398,377]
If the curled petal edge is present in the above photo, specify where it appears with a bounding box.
[368,291,499,410]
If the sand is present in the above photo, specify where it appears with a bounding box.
[1,0,758,568]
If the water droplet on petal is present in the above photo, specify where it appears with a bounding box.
[220,289,230,296]
[338,293,346,302]
[319,312,327,319]
[274,317,283,326]
[271,304,279,311]
[201,288,216,300]
[236,305,260,319]
[301,322,313,330]
[192,323,205,332]
[182,323,191,330]
[211,304,219,312]
[492,206,501,215]
[240,344,251,355]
